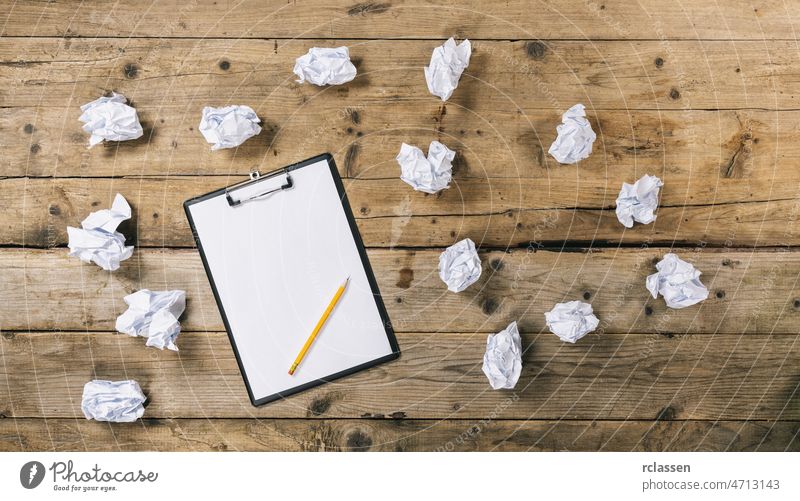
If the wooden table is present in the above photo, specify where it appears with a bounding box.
[1,0,799,452]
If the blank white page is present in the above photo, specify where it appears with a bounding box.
[186,158,396,403]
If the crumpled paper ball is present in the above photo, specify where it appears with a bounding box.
[115,289,187,351]
[438,238,482,293]
[424,37,471,101]
[482,321,523,390]
[81,380,146,423]
[548,103,596,164]
[79,92,143,147]
[67,193,134,271]
[616,174,663,228]
[646,253,709,309]
[293,46,357,86]
[199,105,262,150]
[397,140,456,194]
[545,300,600,343]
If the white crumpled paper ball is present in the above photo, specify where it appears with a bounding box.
[81,380,146,423]
[424,37,472,101]
[115,289,187,351]
[438,238,482,293]
[199,105,262,150]
[616,174,663,228]
[397,140,456,194]
[67,193,134,271]
[548,103,596,164]
[545,300,600,343]
[79,92,143,147]
[293,46,357,86]
[482,321,523,390]
[646,253,709,309]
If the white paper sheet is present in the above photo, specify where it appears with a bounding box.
[116,289,186,351]
[67,193,134,271]
[293,47,357,86]
[616,174,663,228]
[424,38,471,101]
[79,92,143,147]
[482,321,523,390]
[439,238,482,293]
[397,141,455,194]
[548,104,596,164]
[646,253,709,309]
[199,105,262,150]
[545,300,599,343]
[81,380,146,423]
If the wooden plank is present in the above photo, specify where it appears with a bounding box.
[3,176,800,248]
[1,331,798,420]
[1,0,797,40]
[1,418,797,452]
[2,104,796,179]
[2,248,800,334]
[2,39,798,112]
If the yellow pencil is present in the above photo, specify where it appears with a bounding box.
[289,276,350,375]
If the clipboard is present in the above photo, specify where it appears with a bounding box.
[184,154,400,406]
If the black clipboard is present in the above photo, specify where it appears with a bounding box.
[184,153,400,406]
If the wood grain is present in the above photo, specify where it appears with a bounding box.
[2,104,795,181]
[3,176,800,248]
[1,39,797,112]
[1,1,797,40]
[3,1,799,452]
[1,418,797,452]
[2,331,798,420]
[2,248,799,335]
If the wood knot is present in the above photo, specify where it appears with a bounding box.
[715,290,725,299]
[123,63,138,79]
[345,429,373,451]
[48,204,61,216]
[489,258,504,272]
[644,305,654,316]
[30,143,41,154]
[396,268,413,289]
[654,57,664,68]
[23,123,35,134]
[2,332,15,340]
[346,2,391,16]
[655,405,678,421]
[669,88,681,100]
[481,297,499,315]
[343,143,359,176]
[793,299,800,309]
[583,291,592,300]
[388,411,406,419]
[308,395,334,416]
[218,60,230,71]
[350,109,361,124]
[525,41,547,60]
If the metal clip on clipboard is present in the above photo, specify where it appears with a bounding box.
[225,168,294,207]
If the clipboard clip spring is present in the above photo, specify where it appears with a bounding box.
[225,168,294,207]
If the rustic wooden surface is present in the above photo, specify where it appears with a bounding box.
[1,0,799,452]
